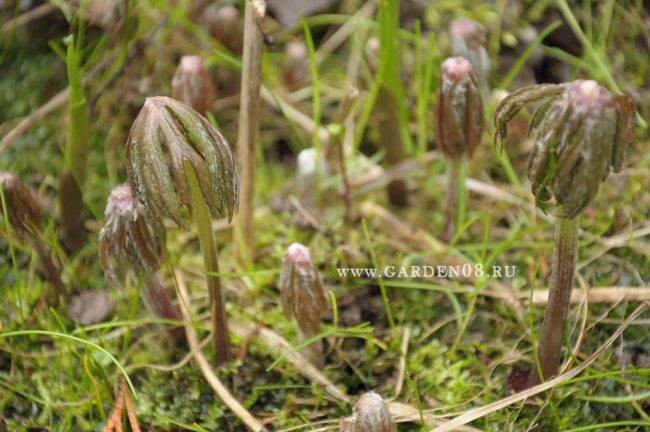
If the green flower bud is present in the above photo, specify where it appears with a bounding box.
[125,96,239,229]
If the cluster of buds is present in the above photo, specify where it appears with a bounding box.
[449,18,490,97]
[340,392,396,432]
[125,96,239,230]
[435,56,485,161]
[279,243,328,367]
[494,80,635,218]
[171,56,216,116]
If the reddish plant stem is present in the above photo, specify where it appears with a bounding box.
[529,216,579,386]
[376,86,408,207]
[141,275,186,344]
[443,157,462,242]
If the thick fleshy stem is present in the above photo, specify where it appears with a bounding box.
[529,216,578,386]
[185,161,232,365]
[443,157,464,242]
[140,275,186,343]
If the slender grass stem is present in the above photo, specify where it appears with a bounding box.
[531,216,579,385]
[184,161,231,366]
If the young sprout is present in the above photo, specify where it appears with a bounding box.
[340,392,396,432]
[99,184,185,342]
[199,3,243,54]
[279,243,328,368]
[172,56,216,116]
[283,40,308,90]
[296,148,329,204]
[126,96,239,364]
[494,80,635,386]
[435,57,485,241]
[449,18,490,98]
[0,172,69,302]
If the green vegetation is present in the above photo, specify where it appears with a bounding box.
[0,0,648,430]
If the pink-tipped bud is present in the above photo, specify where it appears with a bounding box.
[279,243,328,336]
[435,57,485,160]
[365,37,380,76]
[171,56,216,116]
[200,4,243,54]
[449,18,490,97]
[0,171,42,238]
[283,41,308,89]
[99,184,165,287]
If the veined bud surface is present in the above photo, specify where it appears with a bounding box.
[99,184,165,287]
[435,57,485,160]
[0,172,42,238]
[126,96,239,229]
[279,243,328,336]
[494,80,635,218]
[350,392,396,432]
[172,55,216,116]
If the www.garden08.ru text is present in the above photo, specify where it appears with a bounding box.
[336,264,517,279]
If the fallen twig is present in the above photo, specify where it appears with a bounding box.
[522,287,650,305]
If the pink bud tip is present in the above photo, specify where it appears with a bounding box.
[284,243,311,265]
[565,80,615,109]
[106,184,134,216]
[179,55,205,74]
[441,56,473,80]
[450,18,481,38]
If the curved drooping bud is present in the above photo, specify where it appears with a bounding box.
[494,80,635,218]
[340,392,396,432]
[172,56,216,116]
[279,243,328,336]
[0,171,42,238]
[99,184,165,287]
[435,57,485,160]
[125,96,239,229]
[449,18,490,96]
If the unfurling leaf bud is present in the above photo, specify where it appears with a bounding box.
[0,171,42,238]
[172,56,216,116]
[99,184,165,287]
[279,243,328,336]
[125,96,239,229]
[449,18,490,97]
[340,392,396,432]
[494,80,635,218]
[435,57,485,160]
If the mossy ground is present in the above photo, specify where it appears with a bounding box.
[1,0,649,431]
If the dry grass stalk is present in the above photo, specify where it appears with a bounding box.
[430,302,649,432]
[234,0,266,263]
